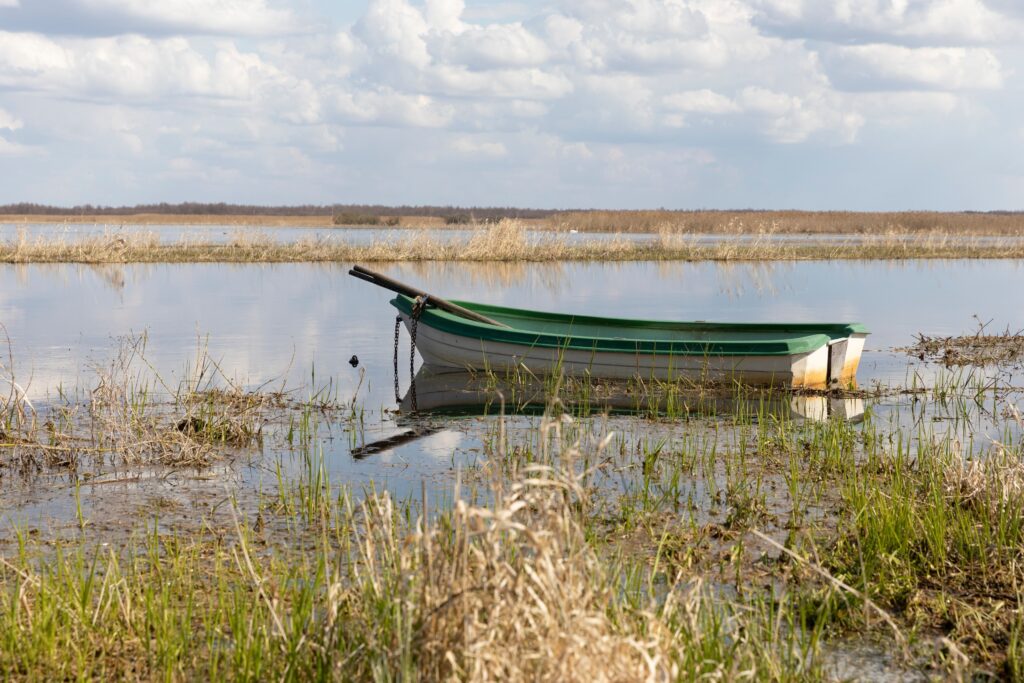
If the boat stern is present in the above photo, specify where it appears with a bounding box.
[827,333,868,386]
[790,344,831,388]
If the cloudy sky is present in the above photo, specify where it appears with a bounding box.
[0,0,1022,209]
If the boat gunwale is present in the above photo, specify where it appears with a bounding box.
[390,295,869,357]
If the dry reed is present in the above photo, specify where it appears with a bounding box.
[6,209,1024,235]
[551,210,1024,235]
[348,464,679,681]
[3,220,1024,263]
[1,335,276,469]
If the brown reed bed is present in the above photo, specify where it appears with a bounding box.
[551,210,1024,235]
[6,209,1024,234]
[2,220,1024,263]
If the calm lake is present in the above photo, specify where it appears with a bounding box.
[2,259,1022,531]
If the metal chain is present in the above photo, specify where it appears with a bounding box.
[408,295,428,413]
[410,313,419,412]
[392,297,429,411]
[393,315,402,403]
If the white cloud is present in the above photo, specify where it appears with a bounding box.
[332,87,453,128]
[0,0,1019,208]
[451,136,507,157]
[853,91,961,125]
[664,89,740,114]
[424,0,466,32]
[0,32,321,122]
[0,137,30,155]
[739,87,864,143]
[78,0,297,36]
[354,0,432,70]
[0,108,23,130]
[0,0,18,6]
[829,44,1004,90]
[540,3,735,72]
[753,0,1022,45]
[436,22,551,68]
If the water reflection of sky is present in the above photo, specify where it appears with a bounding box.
[2,260,1022,402]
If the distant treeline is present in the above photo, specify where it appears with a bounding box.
[0,202,560,219]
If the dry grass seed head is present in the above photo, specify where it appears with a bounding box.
[353,464,675,682]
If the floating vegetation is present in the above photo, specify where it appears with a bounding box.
[902,319,1024,368]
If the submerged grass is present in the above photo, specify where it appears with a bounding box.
[4,220,1024,263]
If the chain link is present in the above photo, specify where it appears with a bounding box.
[409,313,419,412]
[408,295,429,413]
[393,315,401,403]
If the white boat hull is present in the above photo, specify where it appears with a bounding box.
[401,314,852,388]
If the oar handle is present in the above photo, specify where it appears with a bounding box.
[348,265,509,328]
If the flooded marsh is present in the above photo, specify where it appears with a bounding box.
[1,259,1024,679]
[4,220,1024,263]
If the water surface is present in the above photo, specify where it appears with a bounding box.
[1,259,1022,531]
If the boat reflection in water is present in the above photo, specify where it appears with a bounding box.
[397,367,864,423]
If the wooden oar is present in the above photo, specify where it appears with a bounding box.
[349,265,509,328]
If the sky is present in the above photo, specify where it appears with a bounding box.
[0,0,1022,210]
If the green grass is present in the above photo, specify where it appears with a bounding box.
[3,348,1024,679]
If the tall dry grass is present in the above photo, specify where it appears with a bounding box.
[552,210,1024,235]
[3,219,1024,262]
[1,334,274,470]
[349,463,679,680]
[6,209,1024,234]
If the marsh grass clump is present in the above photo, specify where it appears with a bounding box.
[174,387,267,447]
[0,335,300,470]
[461,218,533,259]
[820,425,1024,676]
[904,328,1024,368]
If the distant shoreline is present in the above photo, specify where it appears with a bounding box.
[2,210,1023,235]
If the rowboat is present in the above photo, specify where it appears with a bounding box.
[348,266,868,389]
[390,295,868,389]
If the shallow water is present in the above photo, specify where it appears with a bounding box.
[1,259,1022,532]
[3,259,1022,399]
